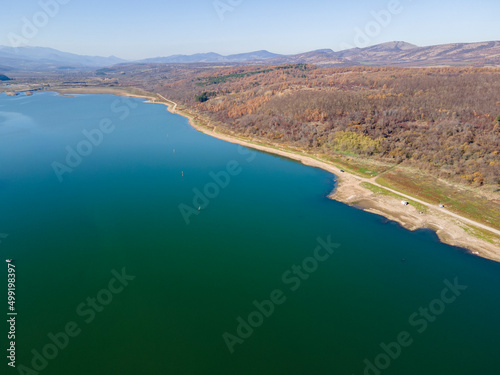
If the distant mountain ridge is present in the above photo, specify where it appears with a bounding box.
[138,50,284,64]
[133,41,500,67]
[262,41,500,67]
[0,46,126,70]
[1,41,499,71]
[335,40,500,66]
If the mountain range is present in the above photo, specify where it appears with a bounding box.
[0,46,125,71]
[333,40,500,67]
[139,50,283,64]
[0,41,499,71]
[125,40,500,67]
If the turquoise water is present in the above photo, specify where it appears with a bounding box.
[1,92,499,375]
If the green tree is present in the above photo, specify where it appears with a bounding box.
[195,92,209,102]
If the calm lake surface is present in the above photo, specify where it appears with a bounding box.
[1,92,499,375]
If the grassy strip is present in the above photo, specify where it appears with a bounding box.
[376,172,500,230]
[460,226,500,246]
[320,154,393,178]
[361,182,428,212]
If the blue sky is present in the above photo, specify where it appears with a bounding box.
[1,0,498,60]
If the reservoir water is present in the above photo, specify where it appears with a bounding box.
[1,92,499,375]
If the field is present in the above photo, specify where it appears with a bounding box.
[376,168,500,230]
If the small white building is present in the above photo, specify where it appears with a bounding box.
[401,201,409,206]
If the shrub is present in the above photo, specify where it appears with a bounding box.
[333,131,382,155]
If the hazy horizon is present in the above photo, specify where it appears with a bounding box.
[1,0,499,60]
[2,38,500,62]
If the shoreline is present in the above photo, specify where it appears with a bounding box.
[54,87,500,263]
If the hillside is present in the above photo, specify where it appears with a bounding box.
[338,41,500,67]
[267,41,500,67]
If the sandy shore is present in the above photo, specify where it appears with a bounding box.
[56,87,159,102]
[55,87,500,263]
